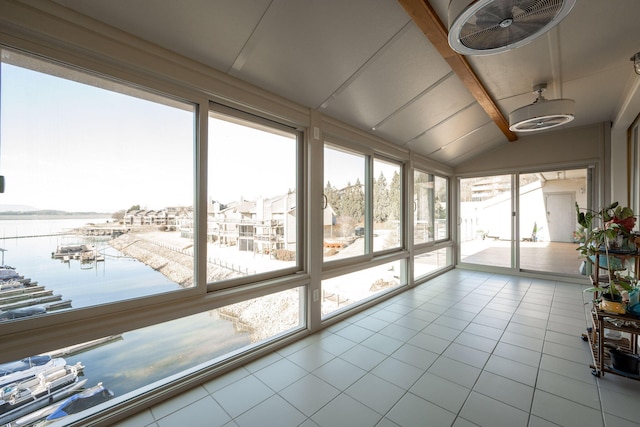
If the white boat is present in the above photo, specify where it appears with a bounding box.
[0,356,65,390]
[0,280,24,291]
[0,305,48,321]
[0,362,85,425]
[0,266,19,281]
[9,382,114,427]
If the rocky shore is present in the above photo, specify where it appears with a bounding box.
[110,233,195,286]
[109,231,300,342]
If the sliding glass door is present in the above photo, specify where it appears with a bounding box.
[459,169,588,276]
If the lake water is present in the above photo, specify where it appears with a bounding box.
[0,217,183,307]
[0,217,251,398]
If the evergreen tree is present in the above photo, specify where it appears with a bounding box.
[324,181,338,211]
[374,172,389,223]
[336,180,364,236]
[389,170,401,221]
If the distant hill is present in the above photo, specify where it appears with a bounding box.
[0,206,110,216]
[0,205,38,212]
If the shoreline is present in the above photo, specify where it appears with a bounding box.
[109,230,300,342]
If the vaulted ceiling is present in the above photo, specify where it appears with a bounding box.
[51,0,640,166]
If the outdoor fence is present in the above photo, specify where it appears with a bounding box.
[147,239,255,275]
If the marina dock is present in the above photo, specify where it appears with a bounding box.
[0,267,71,321]
[52,244,105,263]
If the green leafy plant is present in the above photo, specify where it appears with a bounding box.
[584,272,635,301]
[577,202,638,301]
[575,202,636,258]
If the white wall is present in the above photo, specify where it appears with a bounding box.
[455,123,606,175]
[455,123,609,208]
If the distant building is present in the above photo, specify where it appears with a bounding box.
[123,208,186,228]
[205,193,296,255]
[124,194,300,256]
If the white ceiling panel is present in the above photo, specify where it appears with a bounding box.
[563,65,632,127]
[227,0,410,109]
[374,74,476,147]
[320,24,451,133]
[407,103,494,156]
[558,0,640,84]
[426,124,506,165]
[53,0,271,73]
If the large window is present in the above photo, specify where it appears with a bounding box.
[0,49,195,320]
[322,144,407,318]
[9,286,304,426]
[0,49,308,427]
[207,109,300,284]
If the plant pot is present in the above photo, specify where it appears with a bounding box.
[600,294,626,314]
[609,348,640,374]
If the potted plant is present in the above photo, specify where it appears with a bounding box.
[576,202,638,313]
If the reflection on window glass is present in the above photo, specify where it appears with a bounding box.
[434,175,448,241]
[207,112,298,282]
[0,49,194,321]
[414,248,451,279]
[414,170,433,244]
[0,287,303,425]
[323,145,365,261]
[459,175,512,268]
[373,158,401,250]
[414,171,448,244]
[321,260,405,317]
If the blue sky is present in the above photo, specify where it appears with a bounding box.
[1,57,399,213]
[1,63,194,212]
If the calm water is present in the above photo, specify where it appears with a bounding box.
[0,217,250,397]
[0,217,182,307]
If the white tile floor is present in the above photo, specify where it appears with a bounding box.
[114,270,640,427]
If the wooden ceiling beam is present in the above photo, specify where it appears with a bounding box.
[397,0,518,142]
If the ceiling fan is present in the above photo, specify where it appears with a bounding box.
[508,84,575,132]
[448,0,576,56]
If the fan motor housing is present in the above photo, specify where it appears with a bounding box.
[448,0,577,56]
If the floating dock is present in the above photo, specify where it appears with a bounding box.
[0,267,71,321]
[52,244,104,263]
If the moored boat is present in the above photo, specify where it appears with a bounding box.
[0,362,85,425]
[8,382,114,427]
[0,266,19,281]
[0,280,25,291]
[0,305,47,321]
[0,356,65,390]
[51,245,95,260]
